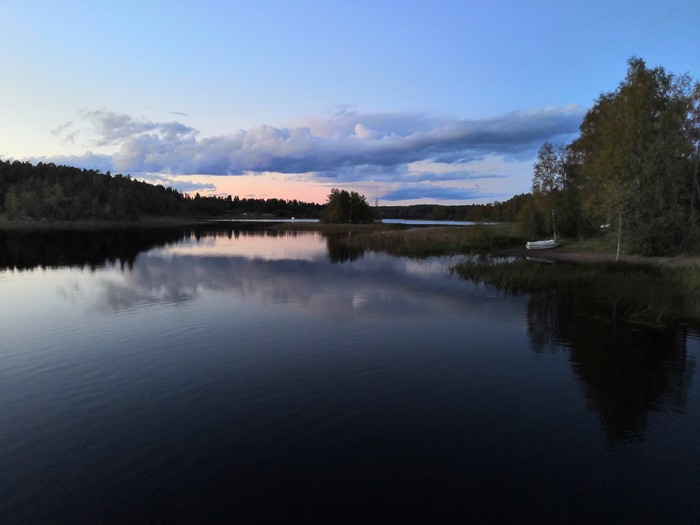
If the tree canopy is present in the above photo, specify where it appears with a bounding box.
[0,160,323,221]
[0,159,533,225]
[320,188,375,224]
[526,58,700,255]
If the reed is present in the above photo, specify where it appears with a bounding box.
[273,222,404,234]
[453,258,700,327]
[343,224,524,257]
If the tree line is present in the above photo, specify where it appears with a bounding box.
[318,188,535,224]
[375,194,532,223]
[0,158,534,224]
[524,58,700,255]
[0,160,324,220]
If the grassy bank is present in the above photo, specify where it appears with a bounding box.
[348,225,524,257]
[346,223,524,257]
[276,222,525,257]
[453,258,700,327]
[273,222,406,234]
[279,221,700,326]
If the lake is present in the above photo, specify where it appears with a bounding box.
[213,218,487,226]
[1,225,699,524]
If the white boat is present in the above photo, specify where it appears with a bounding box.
[525,239,559,250]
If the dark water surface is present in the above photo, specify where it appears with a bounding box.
[1,226,699,523]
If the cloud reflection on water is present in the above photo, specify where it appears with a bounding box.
[95,247,519,325]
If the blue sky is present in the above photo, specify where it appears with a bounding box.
[1,0,698,204]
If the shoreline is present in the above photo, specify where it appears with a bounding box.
[3,217,700,267]
[0,217,214,231]
[498,246,700,267]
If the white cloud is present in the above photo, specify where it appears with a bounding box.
[39,106,584,202]
[80,109,196,146]
[354,123,378,139]
[48,107,583,175]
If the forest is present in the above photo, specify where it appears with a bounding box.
[0,160,324,220]
[0,159,526,224]
[375,194,532,223]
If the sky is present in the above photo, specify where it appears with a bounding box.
[1,0,698,205]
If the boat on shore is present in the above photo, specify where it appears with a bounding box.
[526,239,559,250]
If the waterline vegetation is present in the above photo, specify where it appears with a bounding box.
[277,220,700,327]
[340,223,523,257]
[453,258,700,328]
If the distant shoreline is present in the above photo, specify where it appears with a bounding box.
[0,217,214,231]
[4,217,699,267]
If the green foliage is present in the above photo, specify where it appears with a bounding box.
[569,58,700,255]
[453,258,700,327]
[532,142,564,195]
[529,141,590,239]
[0,160,323,222]
[320,188,375,224]
[374,194,534,223]
[515,199,545,238]
[0,160,185,220]
[531,141,564,238]
[523,58,700,254]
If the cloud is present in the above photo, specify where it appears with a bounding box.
[39,106,583,202]
[79,108,196,146]
[314,163,406,182]
[49,121,79,144]
[137,173,216,193]
[168,180,216,193]
[48,107,583,178]
[303,109,443,138]
[31,151,114,173]
[50,121,74,136]
[408,171,508,183]
[27,151,214,194]
[380,185,495,202]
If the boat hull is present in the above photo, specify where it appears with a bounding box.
[526,239,559,250]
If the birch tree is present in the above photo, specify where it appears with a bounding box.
[571,58,699,255]
[532,142,570,239]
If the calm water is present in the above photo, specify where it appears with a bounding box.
[1,226,699,524]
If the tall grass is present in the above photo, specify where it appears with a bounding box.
[274,222,404,234]
[343,224,524,257]
[453,258,700,327]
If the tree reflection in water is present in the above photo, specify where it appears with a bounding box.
[4,225,695,447]
[527,290,694,443]
[0,224,315,271]
[323,232,365,263]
